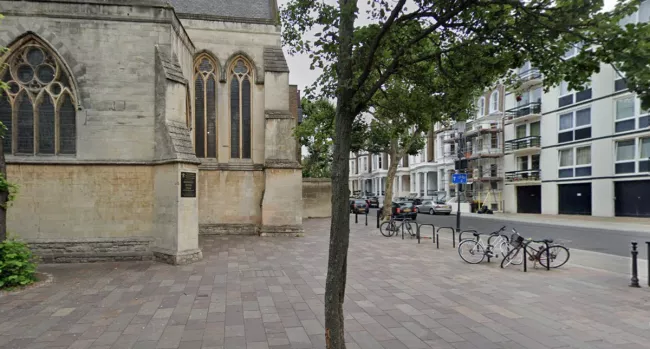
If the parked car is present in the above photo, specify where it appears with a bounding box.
[379,201,417,221]
[368,196,380,208]
[349,199,368,214]
[417,200,452,215]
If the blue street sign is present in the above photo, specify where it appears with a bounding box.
[452,173,467,184]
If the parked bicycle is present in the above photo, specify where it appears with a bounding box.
[458,226,512,264]
[379,216,414,238]
[501,230,570,269]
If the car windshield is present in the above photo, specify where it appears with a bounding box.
[354,200,367,205]
[400,202,414,208]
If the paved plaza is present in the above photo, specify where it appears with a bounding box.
[1,218,649,349]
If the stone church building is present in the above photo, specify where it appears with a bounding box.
[0,0,303,264]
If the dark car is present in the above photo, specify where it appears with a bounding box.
[349,199,368,214]
[368,197,380,208]
[378,201,417,221]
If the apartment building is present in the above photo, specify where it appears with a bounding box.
[500,2,650,217]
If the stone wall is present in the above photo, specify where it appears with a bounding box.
[7,164,156,262]
[302,178,332,218]
[0,0,187,162]
[198,169,265,235]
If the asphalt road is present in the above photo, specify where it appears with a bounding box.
[362,208,649,257]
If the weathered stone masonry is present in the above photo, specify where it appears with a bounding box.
[0,0,303,264]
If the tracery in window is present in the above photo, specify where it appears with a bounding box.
[0,38,77,155]
[229,58,252,159]
[193,54,218,158]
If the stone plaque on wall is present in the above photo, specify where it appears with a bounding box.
[180,172,196,198]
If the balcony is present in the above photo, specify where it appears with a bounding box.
[506,102,542,122]
[511,68,543,91]
[505,136,541,154]
[505,169,541,184]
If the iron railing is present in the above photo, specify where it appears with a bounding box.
[505,169,541,182]
[506,102,542,119]
[505,136,541,152]
[518,68,542,80]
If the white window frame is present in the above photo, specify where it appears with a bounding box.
[559,80,572,98]
[562,42,584,59]
[615,136,650,174]
[489,91,499,113]
[558,107,591,136]
[558,145,592,177]
[477,97,485,118]
[614,94,650,132]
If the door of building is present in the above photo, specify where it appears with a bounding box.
[615,180,650,217]
[516,185,541,214]
[558,183,592,215]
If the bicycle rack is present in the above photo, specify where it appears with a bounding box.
[401,218,414,240]
[437,227,456,248]
[459,230,478,242]
[416,224,435,245]
[523,240,551,272]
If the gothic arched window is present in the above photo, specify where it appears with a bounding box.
[193,54,218,158]
[229,58,252,159]
[0,38,77,155]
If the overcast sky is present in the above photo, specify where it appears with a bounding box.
[277,0,619,92]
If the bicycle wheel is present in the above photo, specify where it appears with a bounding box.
[501,246,523,268]
[539,245,570,268]
[458,240,485,264]
[379,221,395,237]
[496,240,511,258]
[404,222,415,237]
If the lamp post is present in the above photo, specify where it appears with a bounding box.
[454,123,466,235]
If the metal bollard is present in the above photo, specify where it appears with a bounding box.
[355,213,358,224]
[545,242,550,271]
[453,229,456,248]
[631,242,640,288]
[647,241,650,286]
[365,211,368,226]
[436,234,439,249]
[376,210,380,228]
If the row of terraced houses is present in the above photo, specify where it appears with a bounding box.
[349,1,650,218]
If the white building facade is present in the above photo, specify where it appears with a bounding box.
[502,2,650,218]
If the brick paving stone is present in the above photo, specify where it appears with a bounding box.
[1,219,649,349]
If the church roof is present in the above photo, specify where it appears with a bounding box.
[166,0,277,23]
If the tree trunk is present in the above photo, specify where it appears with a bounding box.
[325,1,357,349]
[0,140,7,242]
[382,138,401,219]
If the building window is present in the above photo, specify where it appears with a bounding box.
[614,69,628,92]
[558,107,591,143]
[489,91,499,113]
[476,97,485,118]
[229,58,253,159]
[0,38,77,155]
[378,155,382,169]
[616,137,650,174]
[194,54,218,158]
[562,42,583,59]
[558,78,592,108]
[615,96,649,133]
[559,146,591,178]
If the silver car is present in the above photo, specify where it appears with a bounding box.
[417,200,452,215]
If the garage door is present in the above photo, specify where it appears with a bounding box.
[615,180,650,217]
[558,183,592,215]
[517,185,541,214]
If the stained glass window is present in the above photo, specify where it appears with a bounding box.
[0,37,77,155]
[230,58,252,159]
[193,54,218,159]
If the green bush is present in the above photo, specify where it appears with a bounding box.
[0,239,37,289]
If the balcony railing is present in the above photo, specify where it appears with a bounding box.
[506,102,542,119]
[505,169,541,182]
[505,136,541,152]
[518,68,542,80]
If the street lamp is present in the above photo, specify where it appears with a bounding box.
[454,122,466,236]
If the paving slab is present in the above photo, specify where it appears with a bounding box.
[0,218,648,349]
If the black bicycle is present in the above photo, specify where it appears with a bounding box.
[379,215,414,237]
[501,230,570,269]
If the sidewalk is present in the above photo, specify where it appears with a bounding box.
[463,212,650,233]
[1,219,649,349]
